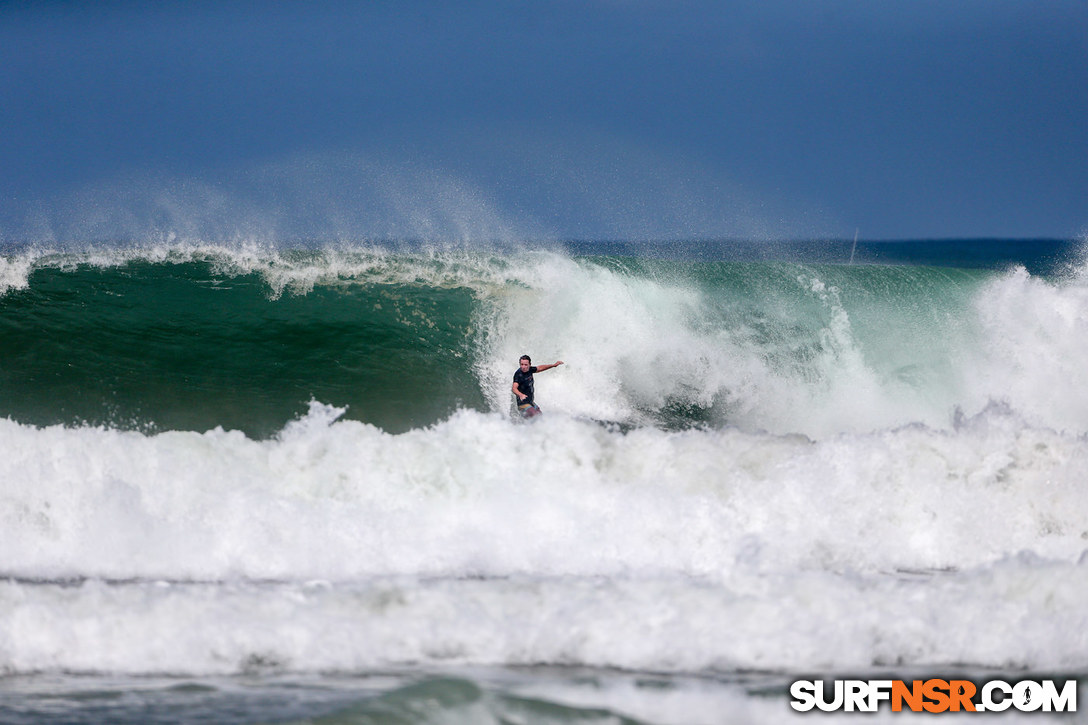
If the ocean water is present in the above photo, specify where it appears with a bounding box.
[1,238,1087,723]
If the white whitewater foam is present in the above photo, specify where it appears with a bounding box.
[2,557,1087,677]
[2,402,1087,583]
[968,265,1088,434]
[3,398,1088,677]
[475,253,1088,439]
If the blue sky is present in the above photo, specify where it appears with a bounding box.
[1,0,1085,242]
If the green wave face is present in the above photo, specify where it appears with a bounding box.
[0,260,485,436]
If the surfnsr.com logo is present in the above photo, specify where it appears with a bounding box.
[790,679,1077,713]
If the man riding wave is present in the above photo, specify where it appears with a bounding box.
[512,355,564,418]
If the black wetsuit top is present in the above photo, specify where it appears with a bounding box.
[513,366,537,406]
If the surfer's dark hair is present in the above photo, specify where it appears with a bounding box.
[520,355,531,363]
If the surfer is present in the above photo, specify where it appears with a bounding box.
[512,355,563,418]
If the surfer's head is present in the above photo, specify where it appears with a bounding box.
[519,355,531,370]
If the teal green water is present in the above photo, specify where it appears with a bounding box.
[0,260,484,436]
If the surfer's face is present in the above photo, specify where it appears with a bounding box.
[520,360,531,371]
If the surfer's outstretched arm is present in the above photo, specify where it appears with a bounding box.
[536,360,564,372]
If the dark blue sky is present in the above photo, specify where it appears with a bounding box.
[2,1,1085,242]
